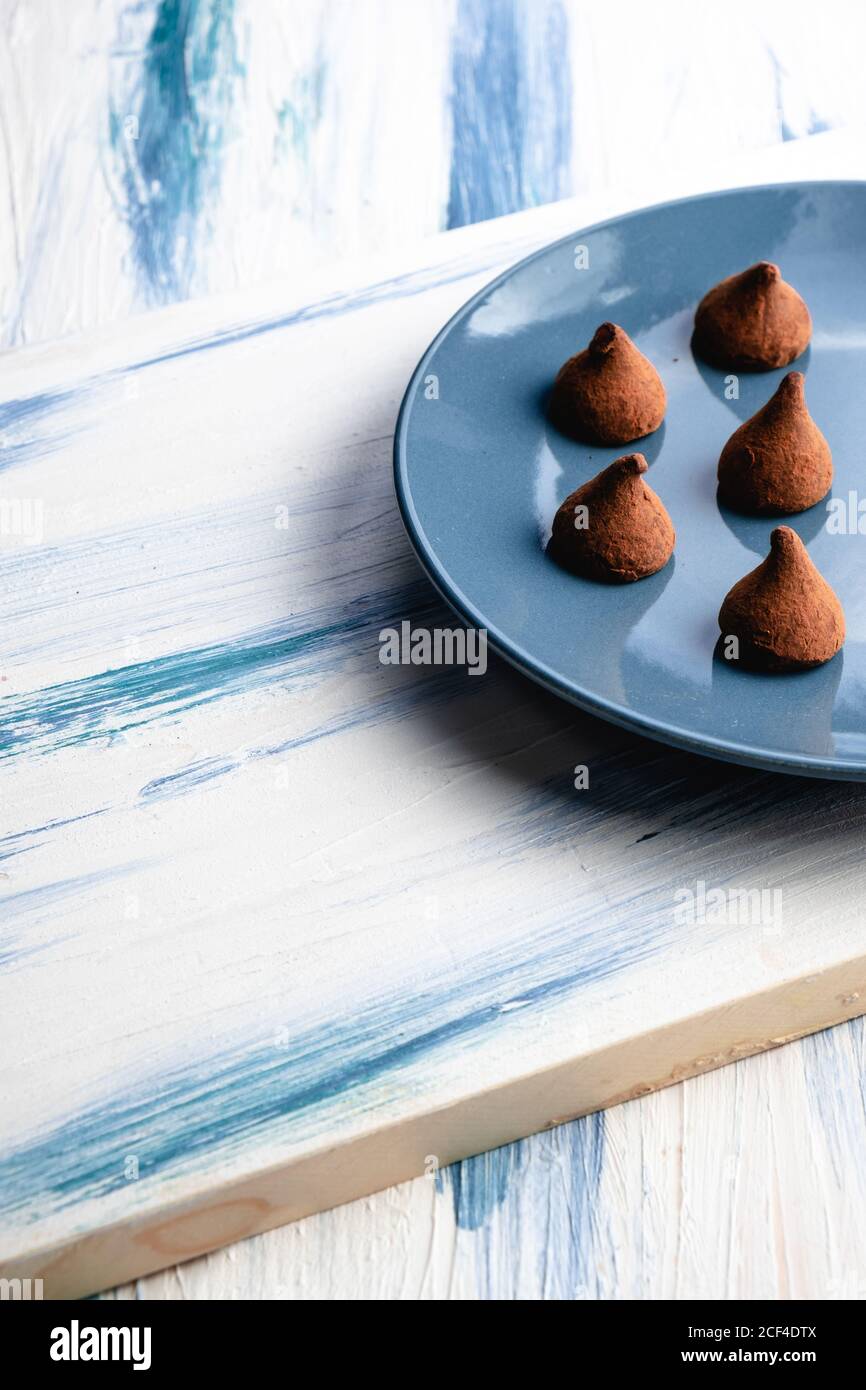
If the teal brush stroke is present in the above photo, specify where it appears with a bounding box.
[274,61,326,165]
[0,580,444,761]
[0,869,666,1221]
[0,743,770,1221]
[109,0,243,303]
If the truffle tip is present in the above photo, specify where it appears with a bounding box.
[780,369,805,397]
[614,452,648,477]
[752,260,780,284]
[770,525,800,554]
[589,321,619,356]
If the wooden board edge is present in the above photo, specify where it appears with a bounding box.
[4,956,864,1298]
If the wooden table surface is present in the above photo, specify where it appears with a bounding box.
[2,1,866,1300]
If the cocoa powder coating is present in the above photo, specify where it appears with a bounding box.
[693,262,811,371]
[717,371,832,514]
[548,322,666,445]
[718,526,844,670]
[548,453,675,583]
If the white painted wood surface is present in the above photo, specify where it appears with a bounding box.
[3,0,866,350]
[0,0,864,1298]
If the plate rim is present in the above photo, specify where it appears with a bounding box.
[393,179,866,781]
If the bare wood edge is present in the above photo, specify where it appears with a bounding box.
[3,958,864,1299]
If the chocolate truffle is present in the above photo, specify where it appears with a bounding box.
[693,262,811,371]
[718,526,844,670]
[549,453,675,583]
[717,371,832,514]
[548,322,666,444]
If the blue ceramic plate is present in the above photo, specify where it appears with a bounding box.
[394,182,866,779]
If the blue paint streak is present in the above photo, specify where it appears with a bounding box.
[2,708,838,1224]
[766,45,835,143]
[543,1112,607,1299]
[801,1021,866,1187]
[0,246,513,468]
[0,840,674,1221]
[0,865,141,970]
[0,579,443,763]
[138,655,481,802]
[0,388,77,473]
[274,59,326,164]
[447,0,572,228]
[110,0,243,304]
[122,252,504,376]
[0,733,804,1225]
[438,1110,606,1297]
[0,809,109,864]
[438,1138,527,1229]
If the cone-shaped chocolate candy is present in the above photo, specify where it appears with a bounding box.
[693,262,811,371]
[548,322,666,444]
[717,371,832,514]
[549,453,675,583]
[718,526,844,670]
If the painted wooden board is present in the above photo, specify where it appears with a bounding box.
[4,144,866,1300]
[102,131,866,1306]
